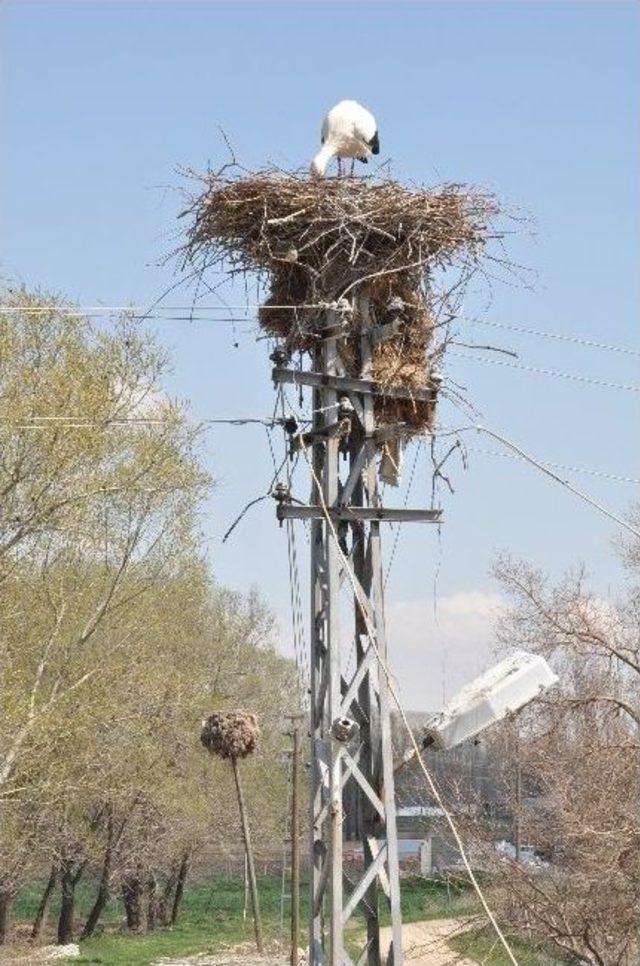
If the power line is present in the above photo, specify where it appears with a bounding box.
[3,302,639,357]
[384,440,424,589]
[4,303,640,364]
[449,424,640,539]
[0,304,324,315]
[0,415,279,430]
[450,351,640,393]
[427,423,640,534]
[3,413,638,493]
[6,315,640,399]
[465,446,640,486]
[291,407,640,491]
[453,315,640,358]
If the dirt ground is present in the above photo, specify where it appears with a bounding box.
[155,919,476,965]
[155,951,289,966]
[380,918,476,965]
[154,941,290,966]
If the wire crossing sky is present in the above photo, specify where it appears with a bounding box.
[3,0,639,709]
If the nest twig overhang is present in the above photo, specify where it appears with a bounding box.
[179,167,504,433]
[180,168,500,290]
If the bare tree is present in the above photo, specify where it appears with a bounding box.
[474,548,640,964]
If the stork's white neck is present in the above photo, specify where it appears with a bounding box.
[310,142,335,177]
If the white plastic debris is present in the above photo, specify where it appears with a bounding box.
[42,944,80,960]
[423,650,558,750]
[379,438,404,487]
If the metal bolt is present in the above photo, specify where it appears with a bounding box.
[330,716,359,743]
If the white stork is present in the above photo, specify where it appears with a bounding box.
[311,100,380,177]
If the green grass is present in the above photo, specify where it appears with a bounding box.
[449,927,564,965]
[11,875,286,965]
[15,879,121,926]
[396,873,479,923]
[76,876,287,964]
[10,873,481,965]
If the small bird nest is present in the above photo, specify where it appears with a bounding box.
[179,168,502,433]
[200,711,260,760]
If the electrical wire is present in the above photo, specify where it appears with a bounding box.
[4,302,639,358]
[6,296,640,347]
[453,314,640,358]
[285,517,310,693]
[383,440,424,590]
[221,445,289,543]
[0,303,328,314]
[431,424,640,540]
[465,446,640,486]
[7,412,638,503]
[282,471,310,689]
[4,299,638,343]
[449,351,640,393]
[4,410,638,505]
[279,394,311,692]
[0,415,279,430]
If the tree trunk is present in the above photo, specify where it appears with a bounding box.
[57,862,79,944]
[121,869,143,932]
[158,864,178,926]
[31,864,58,941]
[146,873,158,931]
[170,851,190,926]
[231,756,264,952]
[0,890,13,945]
[82,815,115,939]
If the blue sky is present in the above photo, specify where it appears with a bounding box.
[3,1,639,707]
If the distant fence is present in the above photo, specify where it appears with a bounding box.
[193,834,462,880]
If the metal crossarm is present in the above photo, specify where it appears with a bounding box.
[273,366,438,404]
[277,505,441,523]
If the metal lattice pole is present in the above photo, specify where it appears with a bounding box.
[274,296,441,966]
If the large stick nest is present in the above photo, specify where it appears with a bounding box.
[179,169,503,432]
[200,711,260,760]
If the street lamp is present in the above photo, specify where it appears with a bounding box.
[398,650,557,769]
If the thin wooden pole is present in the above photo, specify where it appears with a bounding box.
[231,756,264,952]
[291,721,301,966]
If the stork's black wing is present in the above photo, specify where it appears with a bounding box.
[368,131,380,155]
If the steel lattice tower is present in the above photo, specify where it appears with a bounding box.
[274,295,441,965]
